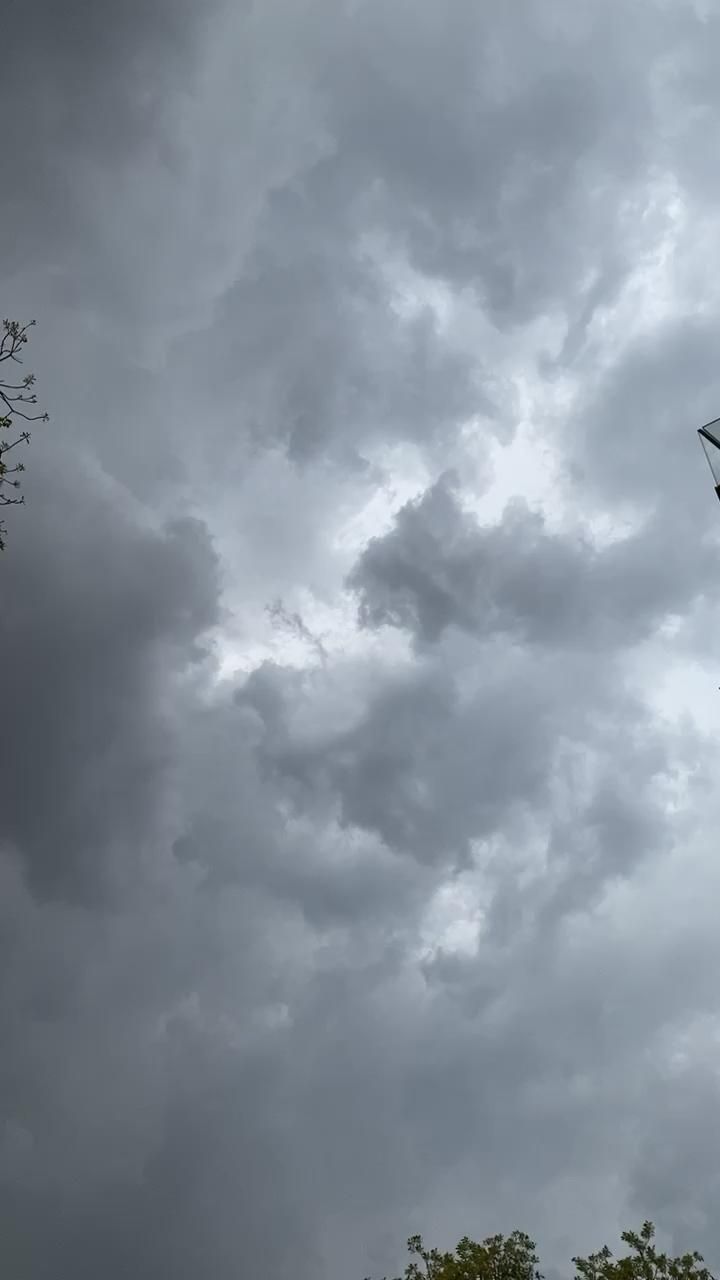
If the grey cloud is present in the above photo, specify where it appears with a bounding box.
[349,474,714,648]
[566,317,720,513]
[535,775,668,926]
[0,0,211,284]
[282,805,720,1277]
[630,1064,720,1261]
[166,0,678,475]
[181,176,487,465]
[0,937,321,1280]
[0,442,219,902]
[321,664,552,863]
[320,0,666,328]
[3,0,720,1276]
[230,656,548,865]
[228,641,675,907]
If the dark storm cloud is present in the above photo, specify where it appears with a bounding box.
[629,1062,720,1258]
[317,0,686,328]
[0,1060,319,1280]
[0,442,219,901]
[146,0,700,472]
[0,849,323,1279]
[0,0,210,283]
[3,0,720,1277]
[349,474,714,648]
[187,182,486,462]
[226,638,677,912]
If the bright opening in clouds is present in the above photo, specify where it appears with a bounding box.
[3,2,720,1277]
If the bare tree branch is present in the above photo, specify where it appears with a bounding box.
[0,318,48,550]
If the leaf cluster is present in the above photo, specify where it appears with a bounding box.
[369,1229,542,1280]
[369,1223,714,1280]
[573,1223,713,1280]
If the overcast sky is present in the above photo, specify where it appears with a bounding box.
[3,2,720,1277]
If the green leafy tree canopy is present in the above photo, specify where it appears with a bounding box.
[369,1227,542,1280]
[573,1223,713,1280]
[370,1223,714,1280]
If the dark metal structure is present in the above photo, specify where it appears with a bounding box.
[698,419,720,502]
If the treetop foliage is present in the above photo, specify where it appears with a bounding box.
[369,1222,714,1280]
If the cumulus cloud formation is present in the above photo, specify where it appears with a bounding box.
[349,473,716,647]
[3,1,720,1278]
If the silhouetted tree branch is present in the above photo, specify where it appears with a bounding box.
[0,318,49,550]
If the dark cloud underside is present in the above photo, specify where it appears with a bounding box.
[2,2,720,1278]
